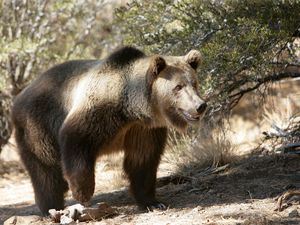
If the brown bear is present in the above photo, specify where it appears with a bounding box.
[12,46,207,215]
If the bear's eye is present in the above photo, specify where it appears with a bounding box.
[174,84,184,92]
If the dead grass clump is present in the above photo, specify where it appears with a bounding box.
[95,153,128,191]
[164,121,236,174]
[261,97,300,153]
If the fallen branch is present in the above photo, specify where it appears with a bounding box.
[276,190,300,211]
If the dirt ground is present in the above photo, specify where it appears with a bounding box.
[1,148,299,225]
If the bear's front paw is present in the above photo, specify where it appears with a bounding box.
[71,188,93,204]
[67,175,95,203]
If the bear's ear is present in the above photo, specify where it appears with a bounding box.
[149,55,166,77]
[184,50,202,70]
[146,56,166,94]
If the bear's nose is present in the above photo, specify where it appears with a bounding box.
[196,102,207,114]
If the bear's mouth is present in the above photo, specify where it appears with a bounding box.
[179,109,200,122]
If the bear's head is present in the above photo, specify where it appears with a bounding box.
[148,50,207,131]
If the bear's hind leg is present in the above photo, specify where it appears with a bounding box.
[124,126,168,210]
[14,127,68,215]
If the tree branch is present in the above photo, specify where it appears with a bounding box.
[229,71,300,100]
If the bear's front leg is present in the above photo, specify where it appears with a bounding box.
[59,122,97,204]
[65,163,95,204]
[124,126,168,210]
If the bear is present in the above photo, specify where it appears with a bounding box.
[12,46,207,215]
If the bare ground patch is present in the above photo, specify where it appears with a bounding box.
[1,150,299,225]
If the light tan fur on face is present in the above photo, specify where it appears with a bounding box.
[151,50,206,132]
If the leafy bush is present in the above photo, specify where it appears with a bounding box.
[115,0,300,114]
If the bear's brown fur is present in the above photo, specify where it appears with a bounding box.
[12,47,206,215]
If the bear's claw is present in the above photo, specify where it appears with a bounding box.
[144,202,167,211]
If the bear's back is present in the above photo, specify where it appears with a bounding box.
[12,60,102,132]
[14,60,101,106]
[43,60,101,83]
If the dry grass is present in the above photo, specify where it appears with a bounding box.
[263,97,298,130]
[260,97,300,152]
[94,153,128,191]
[164,122,236,175]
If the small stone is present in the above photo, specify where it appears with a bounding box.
[192,206,203,212]
[60,215,74,225]
[67,203,85,220]
[49,209,61,223]
[288,209,299,217]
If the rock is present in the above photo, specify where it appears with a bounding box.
[60,215,74,225]
[67,203,85,220]
[288,209,299,217]
[49,209,61,223]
